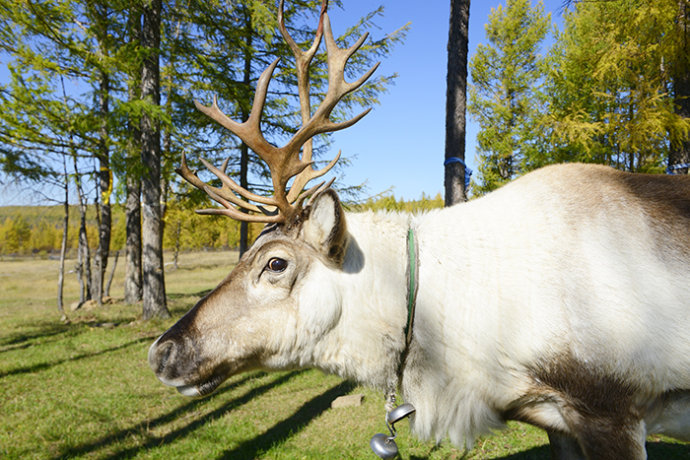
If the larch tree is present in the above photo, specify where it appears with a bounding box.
[168,0,406,256]
[444,0,471,205]
[140,0,170,320]
[468,0,551,194]
[123,4,144,304]
[544,0,690,172]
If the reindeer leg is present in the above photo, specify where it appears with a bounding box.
[570,418,647,460]
[547,430,585,460]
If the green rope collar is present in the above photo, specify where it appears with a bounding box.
[404,227,419,350]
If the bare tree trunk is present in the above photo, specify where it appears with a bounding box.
[105,250,118,298]
[444,0,471,206]
[57,156,69,322]
[73,154,92,303]
[93,71,111,306]
[125,172,143,303]
[239,146,249,256]
[141,0,170,319]
[125,6,143,304]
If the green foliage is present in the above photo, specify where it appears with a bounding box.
[0,1,406,214]
[541,0,690,173]
[470,0,690,192]
[0,202,262,255]
[350,192,444,213]
[468,0,551,195]
[0,192,446,255]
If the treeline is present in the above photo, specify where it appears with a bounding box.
[0,204,261,256]
[0,193,442,256]
[0,1,406,317]
[468,0,690,194]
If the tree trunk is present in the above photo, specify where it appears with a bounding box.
[239,6,253,257]
[444,0,471,205]
[73,154,92,303]
[125,6,143,304]
[57,156,69,322]
[93,69,111,305]
[105,250,118,298]
[125,172,143,303]
[173,220,181,270]
[669,0,690,174]
[141,0,169,320]
[239,145,249,256]
[87,2,112,306]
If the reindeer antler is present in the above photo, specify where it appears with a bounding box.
[178,0,377,224]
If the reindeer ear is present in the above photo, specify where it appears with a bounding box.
[300,189,348,265]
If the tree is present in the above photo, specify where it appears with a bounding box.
[87,1,115,306]
[468,0,551,194]
[667,0,690,173]
[140,0,170,320]
[168,0,405,255]
[123,5,143,304]
[544,0,690,172]
[0,0,127,305]
[444,0,471,205]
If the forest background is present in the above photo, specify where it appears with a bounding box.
[0,0,688,314]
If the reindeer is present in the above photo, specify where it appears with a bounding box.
[149,2,690,458]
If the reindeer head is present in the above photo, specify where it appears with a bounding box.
[148,0,378,396]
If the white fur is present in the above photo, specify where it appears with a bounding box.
[293,164,690,448]
[151,163,690,454]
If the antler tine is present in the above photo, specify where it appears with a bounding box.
[198,158,277,207]
[198,186,283,223]
[278,0,326,68]
[181,1,373,224]
[284,11,379,156]
[177,153,265,214]
[286,150,341,203]
[193,58,282,168]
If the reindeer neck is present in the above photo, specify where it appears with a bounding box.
[314,210,415,390]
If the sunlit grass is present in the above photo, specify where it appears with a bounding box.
[0,250,687,459]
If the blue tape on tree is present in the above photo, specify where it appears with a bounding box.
[444,157,472,190]
[666,162,690,174]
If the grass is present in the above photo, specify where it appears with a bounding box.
[0,251,688,459]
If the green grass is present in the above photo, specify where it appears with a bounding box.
[0,251,688,459]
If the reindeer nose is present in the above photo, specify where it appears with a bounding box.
[148,339,176,376]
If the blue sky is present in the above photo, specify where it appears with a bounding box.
[327,0,565,200]
[0,0,566,205]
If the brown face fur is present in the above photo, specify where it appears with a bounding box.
[148,190,348,396]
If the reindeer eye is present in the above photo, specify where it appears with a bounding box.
[266,257,288,273]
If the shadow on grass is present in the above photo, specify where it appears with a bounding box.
[52,370,278,460]
[0,335,155,378]
[493,446,551,459]
[0,314,92,348]
[91,370,306,460]
[0,325,72,353]
[217,380,357,459]
[463,440,690,460]
[646,441,690,459]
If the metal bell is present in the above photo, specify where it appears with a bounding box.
[370,402,415,458]
[370,433,399,459]
[386,403,416,425]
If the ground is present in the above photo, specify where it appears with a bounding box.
[1,251,687,459]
